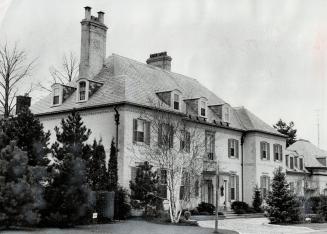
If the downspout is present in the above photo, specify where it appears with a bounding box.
[114,106,120,153]
[241,132,246,202]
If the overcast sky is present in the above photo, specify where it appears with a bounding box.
[0,0,326,149]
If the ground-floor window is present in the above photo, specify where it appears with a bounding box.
[229,175,239,201]
[260,175,270,198]
[159,169,167,199]
[201,180,214,204]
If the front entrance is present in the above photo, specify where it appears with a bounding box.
[201,179,214,204]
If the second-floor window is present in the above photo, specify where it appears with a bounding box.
[180,130,190,153]
[228,139,239,158]
[260,141,270,160]
[173,94,180,110]
[205,131,215,160]
[53,87,60,105]
[159,124,174,148]
[273,144,283,161]
[299,158,304,170]
[133,119,150,144]
[79,81,86,101]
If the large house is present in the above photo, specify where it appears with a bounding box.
[30,7,290,209]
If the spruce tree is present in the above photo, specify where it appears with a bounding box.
[0,139,40,227]
[265,167,301,223]
[42,111,93,227]
[1,108,50,166]
[273,119,297,147]
[108,139,118,191]
[252,185,262,212]
[88,140,108,191]
[130,161,161,210]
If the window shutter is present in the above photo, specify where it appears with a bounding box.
[212,134,216,160]
[228,177,231,202]
[228,139,232,158]
[280,146,283,161]
[133,119,137,142]
[267,143,270,160]
[131,166,137,183]
[158,124,162,146]
[236,140,239,158]
[236,175,239,201]
[260,142,264,159]
[260,175,264,196]
[273,144,276,161]
[169,125,174,148]
[268,176,271,191]
[145,121,150,145]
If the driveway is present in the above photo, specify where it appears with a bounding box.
[198,218,327,234]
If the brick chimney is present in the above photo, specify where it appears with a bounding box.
[146,52,172,71]
[16,95,31,115]
[79,6,108,79]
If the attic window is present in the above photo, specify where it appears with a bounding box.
[200,101,206,117]
[79,81,86,101]
[223,105,230,123]
[53,87,60,105]
[174,94,180,110]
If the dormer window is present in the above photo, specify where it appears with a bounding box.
[200,101,206,117]
[223,105,230,123]
[174,94,180,110]
[53,87,60,105]
[79,81,86,101]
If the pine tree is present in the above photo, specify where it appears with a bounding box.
[130,161,161,211]
[42,111,93,227]
[265,167,301,223]
[1,108,50,166]
[273,119,297,147]
[108,139,118,191]
[88,140,108,191]
[252,185,262,212]
[0,139,40,227]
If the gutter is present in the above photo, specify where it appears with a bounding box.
[241,132,246,202]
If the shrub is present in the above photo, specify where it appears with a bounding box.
[114,186,131,220]
[252,185,262,212]
[196,202,215,215]
[231,201,249,214]
[184,211,191,220]
[190,208,199,215]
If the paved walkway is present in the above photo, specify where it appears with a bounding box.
[198,218,327,234]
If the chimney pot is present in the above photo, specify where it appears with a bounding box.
[84,6,91,20]
[97,11,105,23]
[146,51,172,71]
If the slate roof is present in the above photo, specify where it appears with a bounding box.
[31,54,284,137]
[286,139,327,168]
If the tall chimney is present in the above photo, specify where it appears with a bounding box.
[79,7,108,79]
[146,52,172,71]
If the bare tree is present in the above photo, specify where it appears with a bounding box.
[39,51,79,91]
[0,43,35,118]
[131,100,205,223]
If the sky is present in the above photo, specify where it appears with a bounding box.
[0,0,326,149]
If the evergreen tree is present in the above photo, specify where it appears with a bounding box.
[252,185,262,212]
[53,109,91,160]
[108,139,118,191]
[0,139,40,227]
[42,111,93,227]
[130,161,161,211]
[265,167,301,224]
[1,108,50,166]
[88,140,108,191]
[273,119,297,147]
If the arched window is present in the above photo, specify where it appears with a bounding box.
[79,81,86,101]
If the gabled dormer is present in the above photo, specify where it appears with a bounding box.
[184,96,208,118]
[52,83,76,106]
[76,78,103,103]
[209,103,231,123]
[156,89,182,111]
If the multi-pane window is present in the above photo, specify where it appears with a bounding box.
[200,101,206,117]
[133,119,150,144]
[260,142,270,160]
[273,144,283,161]
[260,175,270,198]
[180,130,190,153]
[228,139,239,158]
[173,93,180,110]
[290,157,294,169]
[294,157,298,168]
[79,81,86,101]
[194,179,199,197]
[159,169,167,199]
[159,124,174,148]
[205,131,215,160]
[53,87,60,105]
[230,175,236,200]
[286,155,289,167]
[299,158,304,170]
[180,172,190,200]
[289,182,295,193]
[223,106,230,123]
